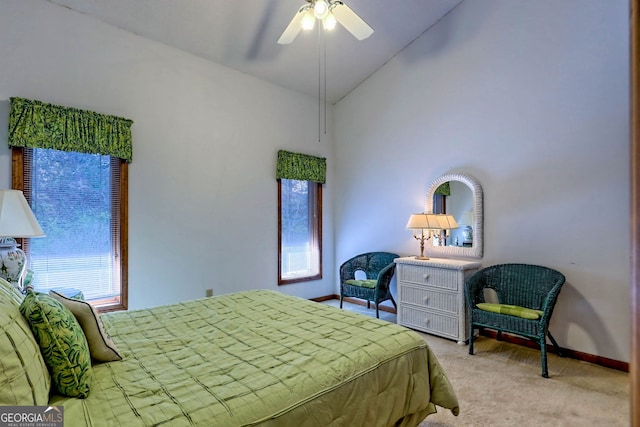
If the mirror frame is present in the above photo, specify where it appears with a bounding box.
[424,172,484,259]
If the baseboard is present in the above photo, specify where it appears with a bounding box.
[310,294,338,303]
[478,330,629,373]
[311,294,628,372]
[310,294,397,314]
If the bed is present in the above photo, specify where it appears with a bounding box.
[1,279,459,427]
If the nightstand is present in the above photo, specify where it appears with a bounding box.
[394,257,480,344]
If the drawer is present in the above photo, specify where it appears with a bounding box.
[398,265,459,291]
[399,306,459,339]
[399,285,459,315]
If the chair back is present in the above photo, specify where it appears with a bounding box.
[340,252,399,282]
[466,263,565,310]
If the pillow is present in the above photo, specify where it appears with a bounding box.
[49,290,122,362]
[23,269,34,288]
[476,303,544,320]
[51,287,85,301]
[19,291,93,398]
[0,277,25,307]
[0,298,51,405]
[345,279,378,289]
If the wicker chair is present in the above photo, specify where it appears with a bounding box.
[339,252,399,318]
[465,263,566,378]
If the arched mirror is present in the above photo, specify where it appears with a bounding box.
[424,172,483,259]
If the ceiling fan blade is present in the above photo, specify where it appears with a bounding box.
[331,2,373,40]
[278,7,307,45]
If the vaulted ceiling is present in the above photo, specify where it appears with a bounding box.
[48,0,462,103]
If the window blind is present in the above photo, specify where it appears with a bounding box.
[23,148,121,302]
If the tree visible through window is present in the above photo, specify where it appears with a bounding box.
[13,147,128,312]
[278,178,322,284]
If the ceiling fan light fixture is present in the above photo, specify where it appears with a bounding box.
[301,8,316,30]
[313,0,330,19]
[323,13,337,31]
[278,0,372,44]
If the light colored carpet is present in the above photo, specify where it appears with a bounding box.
[322,299,630,426]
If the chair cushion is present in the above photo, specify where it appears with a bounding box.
[477,303,544,320]
[19,291,93,398]
[345,279,378,289]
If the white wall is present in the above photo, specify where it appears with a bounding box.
[334,0,630,362]
[0,0,630,363]
[0,0,336,308]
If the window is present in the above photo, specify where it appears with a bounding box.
[275,150,325,285]
[8,97,132,312]
[13,147,128,312]
[278,178,322,284]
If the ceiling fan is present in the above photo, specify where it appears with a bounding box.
[278,0,373,45]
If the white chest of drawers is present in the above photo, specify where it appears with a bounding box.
[394,257,480,344]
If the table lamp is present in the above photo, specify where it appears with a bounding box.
[0,190,45,291]
[406,213,458,260]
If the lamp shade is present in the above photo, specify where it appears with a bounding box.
[406,213,443,230]
[435,214,459,230]
[0,190,45,237]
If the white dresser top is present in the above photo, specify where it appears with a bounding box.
[394,256,481,271]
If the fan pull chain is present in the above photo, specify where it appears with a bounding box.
[317,24,329,142]
[324,30,327,136]
[318,24,321,142]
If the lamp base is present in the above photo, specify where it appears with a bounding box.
[0,238,27,291]
[414,255,430,260]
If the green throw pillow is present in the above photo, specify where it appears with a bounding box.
[19,291,93,398]
[476,303,544,320]
[345,279,378,289]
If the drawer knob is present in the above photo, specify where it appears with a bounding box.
[423,296,429,305]
[423,274,430,282]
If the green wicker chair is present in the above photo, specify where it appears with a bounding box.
[465,263,566,378]
[339,252,399,318]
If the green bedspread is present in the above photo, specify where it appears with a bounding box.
[50,290,459,426]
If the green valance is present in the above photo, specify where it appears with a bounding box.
[8,97,133,162]
[435,182,451,196]
[276,150,326,184]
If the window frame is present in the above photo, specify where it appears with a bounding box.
[12,147,129,312]
[277,179,322,285]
